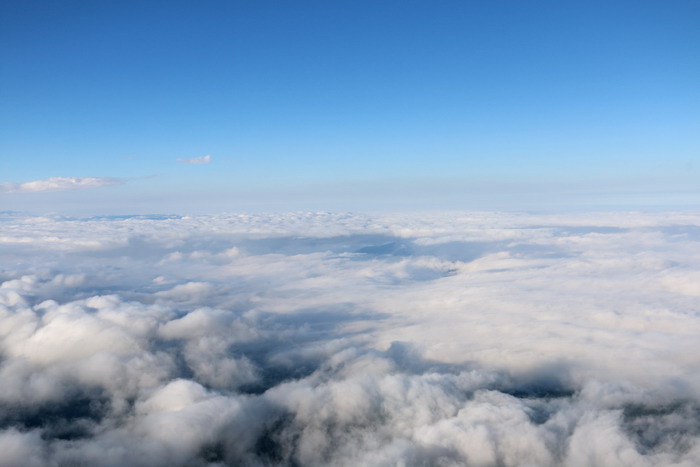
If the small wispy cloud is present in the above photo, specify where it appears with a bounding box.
[0,177,122,194]
[177,155,212,165]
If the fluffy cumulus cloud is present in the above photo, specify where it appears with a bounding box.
[0,177,121,194]
[177,155,212,165]
[1,210,700,465]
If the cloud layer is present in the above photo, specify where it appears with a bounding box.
[177,155,212,165]
[0,177,121,194]
[1,210,700,465]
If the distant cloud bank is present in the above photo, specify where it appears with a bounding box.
[1,210,700,465]
[0,177,121,194]
[177,154,212,165]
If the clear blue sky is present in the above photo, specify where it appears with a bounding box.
[1,0,699,213]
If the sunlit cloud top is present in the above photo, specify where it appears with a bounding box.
[1,210,700,465]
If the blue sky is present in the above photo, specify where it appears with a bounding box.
[1,0,699,213]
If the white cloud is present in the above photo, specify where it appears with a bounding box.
[176,155,212,165]
[1,210,700,465]
[0,177,121,194]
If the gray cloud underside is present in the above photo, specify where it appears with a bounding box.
[1,211,700,466]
